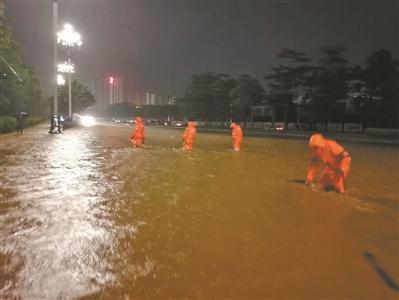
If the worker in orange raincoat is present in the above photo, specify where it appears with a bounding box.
[305,133,351,193]
[182,121,197,151]
[230,122,243,151]
[130,116,145,147]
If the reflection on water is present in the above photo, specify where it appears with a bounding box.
[1,125,398,299]
[1,130,116,299]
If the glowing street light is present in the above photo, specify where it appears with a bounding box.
[58,61,75,74]
[57,74,66,86]
[57,23,83,47]
[57,23,83,119]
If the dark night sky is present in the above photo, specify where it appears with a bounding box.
[4,0,399,100]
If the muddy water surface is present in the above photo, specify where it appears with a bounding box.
[1,123,398,299]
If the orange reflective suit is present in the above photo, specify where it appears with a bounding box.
[230,123,243,151]
[182,121,197,151]
[130,117,145,147]
[306,133,351,193]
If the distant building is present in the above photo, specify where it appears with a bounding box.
[168,96,177,105]
[134,93,146,106]
[145,93,150,105]
[129,92,176,106]
[157,95,163,105]
[108,76,123,105]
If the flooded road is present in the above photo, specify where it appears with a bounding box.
[1,123,398,299]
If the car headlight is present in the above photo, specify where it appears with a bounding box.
[80,116,95,127]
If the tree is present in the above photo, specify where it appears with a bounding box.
[212,74,237,121]
[264,48,315,128]
[57,80,96,115]
[183,72,237,121]
[0,14,45,117]
[0,12,45,117]
[230,74,265,107]
[364,49,399,127]
[313,46,349,127]
[229,74,266,122]
[105,103,133,119]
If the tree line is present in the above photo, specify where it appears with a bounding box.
[0,13,47,117]
[2,10,397,129]
[179,47,399,128]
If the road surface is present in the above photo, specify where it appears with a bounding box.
[1,122,398,299]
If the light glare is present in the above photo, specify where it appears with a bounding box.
[58,62,75,73]
[57,74,65,85]
[80,116,95,127]
[57,23,83,47]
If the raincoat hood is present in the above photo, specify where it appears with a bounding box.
[309,133,326,148]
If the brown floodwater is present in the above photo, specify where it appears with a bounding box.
[1,123,398,299]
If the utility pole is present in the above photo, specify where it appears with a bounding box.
[53,1,58,116]
[68,49,72,118]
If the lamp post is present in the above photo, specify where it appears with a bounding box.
[49,1,59,134]
[58,61,74,114]
[57,73,66,86]
[57,23,82,119]
[52,1,58,126]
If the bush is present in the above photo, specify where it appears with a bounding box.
[25,117,44,127]
[0,116,44,134]
[0,117,17,133]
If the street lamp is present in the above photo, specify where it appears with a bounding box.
[58,61,75,74]
[50,0,58,134]
[57,24,83,47]
[57,23,82,119]
[57,74,66,86]
[57,62,74,114]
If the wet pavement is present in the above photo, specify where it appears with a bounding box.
[1,122,398,299]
